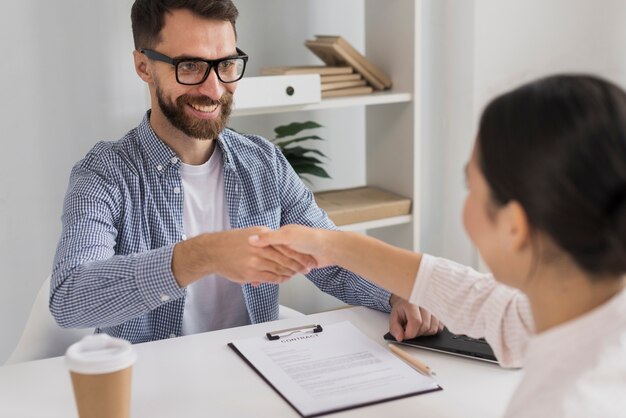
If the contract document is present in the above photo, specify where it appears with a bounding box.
[228,321,441,417]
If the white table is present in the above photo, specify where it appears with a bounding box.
[0,307,522,417]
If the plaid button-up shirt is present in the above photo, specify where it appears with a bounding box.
[51,113,391,343]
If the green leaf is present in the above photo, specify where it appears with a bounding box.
[291,163,331,178]
[281,146,327,159]
[274,121,323,138]
[273,135,323,148]
[287,156,324,165]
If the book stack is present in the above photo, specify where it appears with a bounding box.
[260,35,392,99]
[305,35,392,97]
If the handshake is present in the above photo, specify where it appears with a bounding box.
[171,225,335,288]
[172,224,445,340]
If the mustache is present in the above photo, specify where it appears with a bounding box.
[179,92,233,107]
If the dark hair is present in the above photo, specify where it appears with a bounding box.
[131,0,239,50]
[477,74,626,276]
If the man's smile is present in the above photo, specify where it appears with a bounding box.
[189,102,219,113]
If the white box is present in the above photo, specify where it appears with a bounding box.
[233,74,321,110]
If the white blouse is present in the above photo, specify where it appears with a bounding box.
[410,254,626,418]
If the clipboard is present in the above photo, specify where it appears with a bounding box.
[266,324,323,341]
[228,321,442,418]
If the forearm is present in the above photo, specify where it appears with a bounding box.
[171,234,216,287]
[324,230,422,300]
[306,264,393,312]
[51,245,184,328]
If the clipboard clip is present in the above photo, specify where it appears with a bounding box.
[266,324,323,341]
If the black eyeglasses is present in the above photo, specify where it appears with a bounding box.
[140,47,248,85]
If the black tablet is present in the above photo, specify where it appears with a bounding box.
[384,328,498,364]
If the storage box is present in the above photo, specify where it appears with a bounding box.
[233,75,321,110]
[314,186,412,226]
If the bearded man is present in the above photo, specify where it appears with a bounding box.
[50,0,442,343]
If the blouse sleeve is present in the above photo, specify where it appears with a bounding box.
[409,254,534,367]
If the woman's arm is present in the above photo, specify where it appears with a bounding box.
[251,225,533,367]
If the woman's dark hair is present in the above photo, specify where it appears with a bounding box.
[477,74,626,276]
[131,0,239,50]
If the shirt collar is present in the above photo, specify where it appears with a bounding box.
[136,110,235,173]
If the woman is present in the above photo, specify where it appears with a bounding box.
[250,74,626,417]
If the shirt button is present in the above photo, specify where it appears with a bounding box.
[170,157,178,164]
[181,234,187,240]
[160,294,170,302]
[173,187,181,194]
[156,165,163,171]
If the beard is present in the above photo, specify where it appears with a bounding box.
[156,86,233,140]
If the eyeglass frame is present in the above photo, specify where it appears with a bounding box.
[139,47,249,85]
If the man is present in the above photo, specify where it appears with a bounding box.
[50,0,441,343]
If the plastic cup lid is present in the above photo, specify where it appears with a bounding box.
[65,334,137,375]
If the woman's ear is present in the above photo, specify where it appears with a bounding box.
[503,200,531,252]
[133,50,153,83]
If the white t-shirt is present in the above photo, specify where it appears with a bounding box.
[411,254,626,418]
[180,146,250,335]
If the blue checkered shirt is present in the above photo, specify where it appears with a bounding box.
[50,112,391,343]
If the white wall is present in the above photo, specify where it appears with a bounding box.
[474,0,626,110]
[420,0,477,263]
[421,0,626,271]
[0,0,142,363]
[2,0,626,363]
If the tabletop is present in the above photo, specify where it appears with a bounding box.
[0,306,522,417]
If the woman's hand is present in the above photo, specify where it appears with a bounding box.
[249,225,336,268]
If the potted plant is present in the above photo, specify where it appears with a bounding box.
[271,121,330,183]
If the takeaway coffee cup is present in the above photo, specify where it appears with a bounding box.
[65,334,137,418]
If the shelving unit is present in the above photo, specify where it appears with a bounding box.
[232,91,412,117]
[232,0,420,248]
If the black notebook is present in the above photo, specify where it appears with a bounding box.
[384,328,498,364]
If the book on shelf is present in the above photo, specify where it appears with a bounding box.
[305,40,385,90]
[321,85,374,98]
[260,65,353,76]
[305,35,392,90]
[314,186,411,226]
[321,79,367,91]
[320,73,362,83]
[314,35,393,88]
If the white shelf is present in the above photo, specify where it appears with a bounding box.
[232,91,412,117]
[337,215,413,232]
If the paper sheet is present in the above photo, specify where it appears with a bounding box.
[229,321,441,417]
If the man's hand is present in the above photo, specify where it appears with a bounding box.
[172,226,317,287]
[249,225,334,267]
[389,294,444,341]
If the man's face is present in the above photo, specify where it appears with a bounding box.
[149,9,238,140]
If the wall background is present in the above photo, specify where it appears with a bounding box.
[1,0,625,363]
